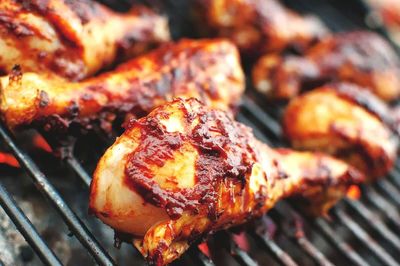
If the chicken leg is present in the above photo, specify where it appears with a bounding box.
[89,98,363,265]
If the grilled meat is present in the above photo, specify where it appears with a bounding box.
[194,0,328,57]
[253,31,400,101]
[0,39,244,135]
[0,0,170,80]
[367,0,400,28]
[89,98,364,265]
[283,83,398,180]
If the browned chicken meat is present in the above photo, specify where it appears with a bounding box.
[283,83,398,180]
[367,0,400,40]
[89,98,364,265]
[0,0,170,80]
[0,39,244,135]
[194,0,328,57]
[253,31,400,101]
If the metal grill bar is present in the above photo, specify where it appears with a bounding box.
[388,171,400,190]
[271,204,335,266]
[376,179,400,206]
[313,218,369,266]
[364,187,400,230]
[229,244,258,266]
[0,182,62,266]
[249,231,298,266]
[188,247,215,266]
[65,156,92,187]
[344,199,400,251]
[296,237,334,266]
[0,123,115,266]
[281,202,370,266]
[334,209,399,266]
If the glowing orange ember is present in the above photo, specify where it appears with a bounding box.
[198,242,210,257]
[347,185,361,200]
[0,152,19,168]
[33,135,52,153]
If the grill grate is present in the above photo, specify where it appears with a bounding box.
[1,0,400,265]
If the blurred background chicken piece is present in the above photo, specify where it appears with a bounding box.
[367,0,400,40]
[89,98,363,265]
[193,0,328,57]
[283,83,398,180]
[253,31,400,101]
[0,39,244,135]
[0,0,170,80]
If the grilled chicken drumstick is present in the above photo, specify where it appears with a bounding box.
[283,83,398,180]
[0,0,170,80]
[89,98,364,265]
[253,31,400,101]
[194,0,328,57]
[0,39,244,135]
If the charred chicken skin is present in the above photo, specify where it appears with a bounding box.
[89,98,364,265]
[0,39,244,134]
[283,83,398,180]
[0,0,170,80]
[194,0,328,57]
[253,31,400,101]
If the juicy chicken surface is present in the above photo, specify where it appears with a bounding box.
[0,39,244,134]
[283,83,398,180]
[89,98,364,265]
[253,31,400,101]
[0,0,170,80]
[194,0,328,57]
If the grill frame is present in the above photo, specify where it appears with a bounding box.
[1,0,400,265]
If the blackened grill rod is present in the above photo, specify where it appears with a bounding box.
[65,156,92,187]
[376,179,400,206]
[313,219,369,266]
[229,244,259,266]
[334,209,400,266]
[281,202,369,266]
[248,230,298,266]
[364,187,400,230]
[388,170,400,190]
[271,205,335,266]
[344,199,400,251]
[0,123,115,266]
[0,182,63,266]
[236,113,273,146]
[188,247,215,266]
[241,97,282,138]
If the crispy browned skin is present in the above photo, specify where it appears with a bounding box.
[194,0,327,56]
[0,0,170,80]
[0,39,244,135]
[283,83,398,180]
[253,31,400,101]
[89,98,364,265]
